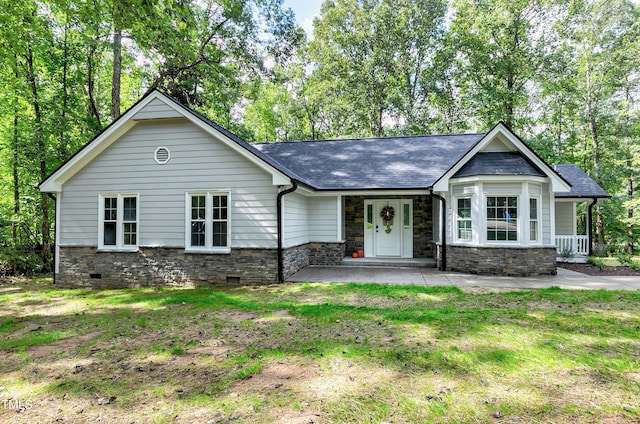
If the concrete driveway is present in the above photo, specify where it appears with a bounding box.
[287,266,640,290]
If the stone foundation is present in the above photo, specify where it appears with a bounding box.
[282,244,310,279]
[308,242,346,265]
[436,244,557,276]
[57,246,279,288]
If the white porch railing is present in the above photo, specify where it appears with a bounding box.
[556,235,589,256]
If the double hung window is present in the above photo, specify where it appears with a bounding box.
[456,198,472,241]
[186,192,230,252]
[99,194,138,250]
[529,198,539,242]
[486,196,518,241]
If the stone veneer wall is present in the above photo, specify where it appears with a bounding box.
[344,195,432,258]
[307,242,346,265]
[57,246,279,288]
[435,244,557,276]
[282,243,309,279]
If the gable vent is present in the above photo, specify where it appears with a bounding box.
[154,146,170,164]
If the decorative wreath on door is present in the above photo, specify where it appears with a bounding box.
[380,205,395,233]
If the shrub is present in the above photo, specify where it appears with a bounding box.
[616,252,632,266]
[592,244,608,257]
[586,256,605,270]
[559,247,574,259]
[0,247,46,276]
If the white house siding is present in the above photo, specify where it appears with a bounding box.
[283,192,308,248]
[308,196,339,242]
[59,119,279,249]
[131,98,183,120]
[555,202,574,235]
[541,184,552,245]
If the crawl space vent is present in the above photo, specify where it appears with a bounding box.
[154,146,170,164]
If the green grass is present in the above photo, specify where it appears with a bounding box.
[0,278,638,423]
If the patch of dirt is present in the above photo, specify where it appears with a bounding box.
[28,330,104,359]
[558,262,640,276]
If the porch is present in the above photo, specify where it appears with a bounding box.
[555,235,589,257]
[555,199,594,262]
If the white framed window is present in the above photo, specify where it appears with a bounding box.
[486,196,518,242]
[529,197,540,242]
[456,197,472,241]
[185,191,230,253]
[98,194,139,250]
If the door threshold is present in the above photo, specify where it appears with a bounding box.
[342,257,436,268]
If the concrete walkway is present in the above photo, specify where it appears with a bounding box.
[287,266,640,290]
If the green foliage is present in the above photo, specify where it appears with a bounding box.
[587,256,606,270]
[559,247,574,259]
[593,244,609,257]
[0,0,639,266]
[0,246,46,275]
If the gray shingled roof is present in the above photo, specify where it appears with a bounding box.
[453,152,546,178]
[553,164,609,198]
[255,134,485,190]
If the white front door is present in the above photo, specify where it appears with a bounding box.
[374,200,402,257]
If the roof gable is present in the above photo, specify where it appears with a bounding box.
[39,91,292,192]
[433,122,571,192]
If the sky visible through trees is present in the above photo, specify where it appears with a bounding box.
[0,0,638,272]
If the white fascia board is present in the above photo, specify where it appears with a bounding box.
[554,197,596,203]
[39,91,290,192]
[301,189,431,197]
[451,175,548,185]
[39,119,138,192]
[39,91,169,192]
[152,95,291,186]
[433,123,571,193]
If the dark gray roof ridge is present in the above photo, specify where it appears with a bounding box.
[254,131,487,145]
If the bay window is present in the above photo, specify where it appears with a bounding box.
[486,196,518,241]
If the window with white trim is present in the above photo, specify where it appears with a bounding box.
[99,194,138,249]
[486,196,518,241]
[529,197,539,242]
[186,192,230,252]
[456,198,472,241]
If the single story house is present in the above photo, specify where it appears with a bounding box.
[39,90,608,288]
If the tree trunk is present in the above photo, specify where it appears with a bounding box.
[111,28,122,121]
[584,53,605,247]
[26,42,51,264]
[87,44,102,128]
[628,176,633,255]
[12,71,20,247]
[60,18,69,158]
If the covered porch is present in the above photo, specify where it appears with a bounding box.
[554,198,597,261]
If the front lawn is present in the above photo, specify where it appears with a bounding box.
[0,278,638,423]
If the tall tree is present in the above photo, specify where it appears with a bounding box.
[550,0,639,247]
[449,0,554,131]
[309,0,446,137]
